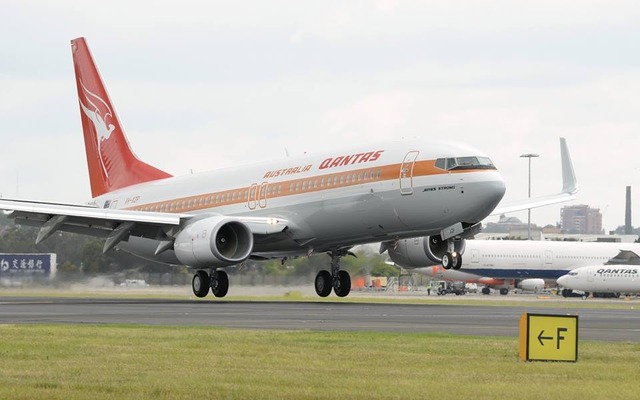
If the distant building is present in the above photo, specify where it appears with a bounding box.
[484,215,541,239]
[561,205,603,234]
[541,224,562,235]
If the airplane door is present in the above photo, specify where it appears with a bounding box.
[544,250,553,264]
[471,249,479,264]
[400,151,419,195]
[248,183,258,210]
[258,182,268,208]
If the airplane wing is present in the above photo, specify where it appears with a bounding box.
[489,137,578,216]
[605,250,640,265]
[0,198,288,253]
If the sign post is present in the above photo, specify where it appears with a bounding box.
[519,313,578,362]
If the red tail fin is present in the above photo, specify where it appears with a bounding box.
[71,37,172,198]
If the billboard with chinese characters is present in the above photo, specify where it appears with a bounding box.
[0,253,57,279]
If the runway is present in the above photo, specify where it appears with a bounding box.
[1,296,638,342]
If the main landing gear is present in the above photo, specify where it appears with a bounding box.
[192,269,229,298]
[314,251,351,298]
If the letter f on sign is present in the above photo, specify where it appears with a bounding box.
[557,327,567,349]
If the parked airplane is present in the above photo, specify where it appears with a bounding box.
[401,240,640,294]
[416,264,544,295]
[0,37,572,299]
[557,250,640,295]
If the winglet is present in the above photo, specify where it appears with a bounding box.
[560,137,578,194]
[489,137,579,216]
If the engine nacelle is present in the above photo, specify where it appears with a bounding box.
[174,216,253,268]
[387,236,466,268]
[516,279,545,292]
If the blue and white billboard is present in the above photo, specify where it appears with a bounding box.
[0,253,56,278]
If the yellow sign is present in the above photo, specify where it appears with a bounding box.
[519,313,578,362]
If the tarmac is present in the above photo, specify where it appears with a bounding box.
[0,285,638,342]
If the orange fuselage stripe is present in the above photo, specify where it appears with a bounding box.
[125,159,487,213]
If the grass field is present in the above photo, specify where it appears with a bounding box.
[0,324,638,400]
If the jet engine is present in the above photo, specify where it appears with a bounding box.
[174,216,253,268]
[516,278,545,292]
[386,236,466,268]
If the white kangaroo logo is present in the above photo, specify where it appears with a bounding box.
[79,80,116,184]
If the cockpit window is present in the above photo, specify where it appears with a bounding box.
[434,156,496,171]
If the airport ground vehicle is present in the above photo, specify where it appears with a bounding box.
[436,280,466,296]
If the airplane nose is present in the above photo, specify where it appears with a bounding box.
[493,177,507,205]
[466,174,506,222]
[557,275,568,286]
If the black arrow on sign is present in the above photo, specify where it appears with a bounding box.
[537,330,553,346]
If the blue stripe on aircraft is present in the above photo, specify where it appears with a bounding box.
[462,269,568,280]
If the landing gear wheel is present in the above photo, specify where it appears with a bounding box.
[211,270,229,298]
[499,288,509,296]
[192,270,210,298]
[315,270,332,297]
[451,253,462,270]
[442,252,452,270]
[481,287,490,295]
[334,270,351,297]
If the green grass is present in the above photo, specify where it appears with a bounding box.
[0,324,637,399]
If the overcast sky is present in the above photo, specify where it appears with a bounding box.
[1,0,639,232]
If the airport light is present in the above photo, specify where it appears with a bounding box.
[520,153,539,240]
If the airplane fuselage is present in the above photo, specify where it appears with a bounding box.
[96,139,505,264]
[416,240,640,280]
[558,265,640,293]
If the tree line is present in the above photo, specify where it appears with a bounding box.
[0,213,398,280]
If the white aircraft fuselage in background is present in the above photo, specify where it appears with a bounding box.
[557,254,640,294]
[403,240,640,295]
[405,239,640,279]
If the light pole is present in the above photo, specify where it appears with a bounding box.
[520,153,539,240]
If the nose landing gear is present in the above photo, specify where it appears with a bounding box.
[442,250,462,270]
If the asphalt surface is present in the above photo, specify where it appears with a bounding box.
[0,296,638,342]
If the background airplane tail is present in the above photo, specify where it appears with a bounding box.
[71,37,172,198]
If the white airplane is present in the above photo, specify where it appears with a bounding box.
[0,37,573,299]
[398,240,640,294]
[416,264,544,295]
[557,250,640,295]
